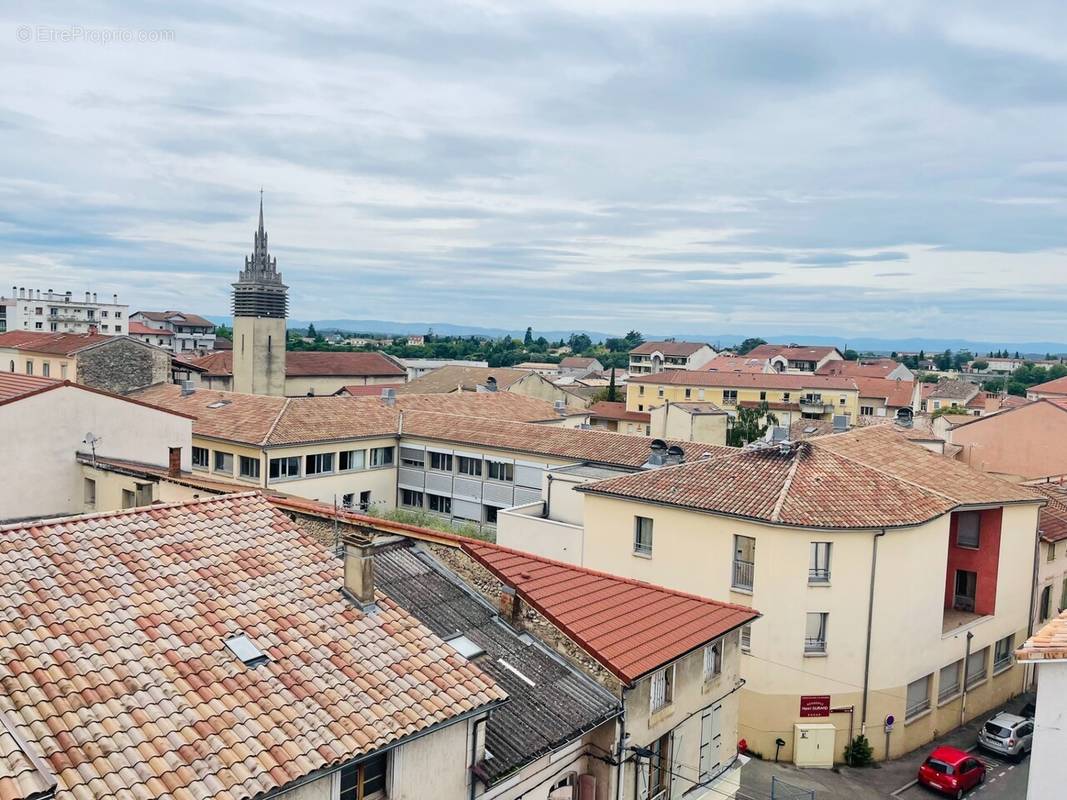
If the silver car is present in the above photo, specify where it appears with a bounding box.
[977,712,1033,761]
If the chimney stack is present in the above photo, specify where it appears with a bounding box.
[381,387,396,406]
[85,291,91,303]
[485,376,498,392]
[168,447,182,477]
[180,380,196,396]
[498,585,524,630]
[341,532,377,612]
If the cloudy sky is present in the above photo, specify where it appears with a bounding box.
[3,1,1067,343]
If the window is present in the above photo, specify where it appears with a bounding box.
[101,310,108,318]
[1061,577,1067,612]
[83,478,96,507]
[122,489,136,509]
[723,389,738,405]
[954,570,977,612]
[1048,542,1057,562]
[809,542,831,583]
[60,363,67,378]
[269,456,300,480]
[657,386,664,398]
[115,311,122,318]
[214,451,233,474]
[486,460,514,482]
[993,634,1014,673]
[644,733,671,798]
[906,675,932,720]
[34,322,42,329]
[698,388,705,401]
[429,494,452,514]
[649,665,674,713]
[938,660,962,703]
[732,535,755,591]
[782,392,790,402]
[699,704,723,782]
[550,773,577,794]
[805,612,828,654]
[239,456,260,480]
[966,646,988,687]
[957,511,980,548]
[633,516,654,556]
[1040,584,1052,622]
[86,309,94,319]
[34,306,42,315]
[759,391,767,401]
[457,455,482,476]
[484,505,499,524]
[703,638,723,680]
[25,361,32,375]
[340,449,365,471]
[400,448,425,468]
[359,490,372,511]
[192,446,209,469]
[305,453,334,476]
[41,361,49,377]
[339,753,387,800]
[860,405,875,416]
[429,452,453,471]
[370,447,394,468]
[342,493,355,509]
[740,624,752,653]
[400,489,424,508]
[639,385,645,395]
[114,325,122,333]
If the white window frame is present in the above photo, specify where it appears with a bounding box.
[213,451,233,475]
[269,455,301,480]
[703,638,723,680]
[305,452,335,476]
[804,612,828,654]
[239,455,260,480]
[633,516,654,557]
[340,449,365,472]
[809,542,831,583]
[649,664,674,713]
[370,446,394,468]
[905,674,932,721]
[191,446,209,470]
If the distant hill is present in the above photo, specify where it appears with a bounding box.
[202,316,1067,356]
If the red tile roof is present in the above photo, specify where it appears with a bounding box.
[559,357,598,369]
[630,340,709,357]
[128,320,172,336]
[187,350,405,378]
[0,331,111,356]
[851,376,915,408]
[1029,375,1067,396]
[588,401,651,423]
[336,383,405,396]
[628,370,857,391]
[135,310,215,328]
[1016,609,1067,661]
[580,426,1041,529]
[0,493,504,799]
[0,372,59,403]
[816,359,900,377]
[746,344,841,361]
[1035,486,1067,543]
[461,541,758,684]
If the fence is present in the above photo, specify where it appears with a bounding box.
[770,776,816,800]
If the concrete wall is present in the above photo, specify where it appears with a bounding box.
[949,401,1067,482]
[286,374,399,397]
[0,385,191,520]
[233,315,286,396]
[390,716,478,800]
[77,338,171,394]
[1027,662,1067,800]
[497,502,585,563]
[578,494,1037,761]
[0,347,76,379]
[650,404,728,445]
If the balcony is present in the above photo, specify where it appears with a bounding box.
[804,637,827,655]
[799,396,833,413]
[732,558,754,591]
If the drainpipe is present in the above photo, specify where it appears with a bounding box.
[615,685,627,800]
[960,631,974,727]
[861,529,886,733]
[542,474,555,519]
[1026,517,1043,691]
[469,716,487,800]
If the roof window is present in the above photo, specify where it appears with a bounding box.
[224,633,269,666]
[444,633,485,660]
[207,400,231,409]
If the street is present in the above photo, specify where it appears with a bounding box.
[895,749,1028,800]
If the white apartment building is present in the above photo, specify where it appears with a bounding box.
[130,310,216,352]
[0,287,128,335]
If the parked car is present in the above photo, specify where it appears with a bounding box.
[976,712,1033,761]
[917,746,985,798]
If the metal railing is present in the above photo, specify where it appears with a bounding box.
[808,568,831,583]
[804,637,827,654]
[732,559,754,590]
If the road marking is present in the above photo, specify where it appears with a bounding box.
[998,771,1006,777]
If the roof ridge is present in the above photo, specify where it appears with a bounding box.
[771,445,806,522]
[0,490,266,534]
[813,433,961,503]
[263,397,293,445]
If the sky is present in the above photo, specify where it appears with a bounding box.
[3,1,1067,344]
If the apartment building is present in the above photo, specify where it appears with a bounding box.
[0,493,506,800]
[945,399,1067,483]
[0,286,128,334]
[500,426,1042,763]
[746,344,844,373]
[1028,375,1067,400]
[558,356,603,377]
[851,376,918,418]
[588,401,651,435]
[926,378,981,411]
[626,370,861,425]
[130,310,216,351]
[399,357,489,380]
[629,341,717,374]
[400,364,591,410]
[818,357,914,381]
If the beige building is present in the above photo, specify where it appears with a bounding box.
[399,364,591,410]
[499,426,1042,763]
[0,371,192,522]
[629,340,717,374]
[649,401,729,446]
[747,344,844,374]
[193,349,407,397]
[946,399,1067,483]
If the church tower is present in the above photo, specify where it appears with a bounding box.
[232,192,288,396]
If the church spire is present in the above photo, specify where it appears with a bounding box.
[258,187,264,239]
[234,192,288,319]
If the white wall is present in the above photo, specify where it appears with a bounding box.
[0,386,191,520]
[1028,662,1067,800]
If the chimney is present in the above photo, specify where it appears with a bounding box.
[553,399,567,415]
[665,445,685,466]
[180,380,195,395]
[498,585,524,630]
[643,439,668,469]
[341,532,377,612]
[485,376,498,392]
[381,387,396,406]
[85,291,91,303]
[168,447,181,477]
[93,293,98,303]
[112,293,117,304]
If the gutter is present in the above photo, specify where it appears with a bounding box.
[861,528,886,731]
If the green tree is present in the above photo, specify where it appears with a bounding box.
[971,359,989,373]
[726,401,779,447]
[523,327,533,347]
[306,322,318,339]
[606,368,618,402]
[568,333,593,353]
[844,735,874,767]
[736,337,767,355]
[843,349,859,361]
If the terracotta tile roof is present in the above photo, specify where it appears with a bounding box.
[704,355,768,373]
[851,376,915,408]
[630,341,708,357]
[0,711,55,800]
[135,310,215,328]
[559,357,598,369]
[0,373,59,404]
[588,401,651,424]
[184,351,405,378]
[629,370,857,391]
[999,395,1030,409]
[928,378,980,401]
[1034,486,1067,543]
[1029,375,1067,396]
[1016,610,1067,661]
[336,383,404,397]
[397,366,533,394]
[461,541,759,684]
[746,344,841,361]
[397,392,568,423]
[580,425,1040,529]
[0,331,111,356]
[127,320,172,336]
[0,493,504,799]
[817,359,900,377]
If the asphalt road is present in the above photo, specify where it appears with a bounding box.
[896,749,1029,800]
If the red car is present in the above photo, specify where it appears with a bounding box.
[917,746,985,798]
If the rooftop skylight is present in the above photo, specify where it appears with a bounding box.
[444,633,485,660]
[223,633,268,666]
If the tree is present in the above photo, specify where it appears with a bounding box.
[307,322,318,339]
[623,330,644,348]
[568,333,593,353]
[971,359,989,373]
[736,337,767,355]
[727,401,779,447]
[523,327,533,347]
[843,349,859,361]
[606,368,618,402]
[844,735,874,767]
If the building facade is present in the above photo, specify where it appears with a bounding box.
[629,341,717,375]
[0,286,128,335]
[131,310,216,351]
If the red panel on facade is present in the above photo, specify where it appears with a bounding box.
[943,508,1002,617]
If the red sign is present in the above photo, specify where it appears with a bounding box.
[799,695,831,718]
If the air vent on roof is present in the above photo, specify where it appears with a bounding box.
[444,633,485,660]
[207,400,231,409]
[832,414,849,433]
[770,426,789,443]
[223,634,268,667]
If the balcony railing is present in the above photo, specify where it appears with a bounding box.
[804,637,827,654]
[808,568,831,584]
[732,558,754,591]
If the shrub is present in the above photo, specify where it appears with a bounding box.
[843,734,874,767]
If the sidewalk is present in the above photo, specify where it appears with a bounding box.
[740,691,1034,799]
